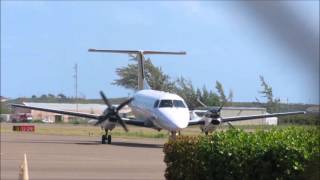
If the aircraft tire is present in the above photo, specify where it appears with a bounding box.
[107,135,112,144]
[102,135,106,144]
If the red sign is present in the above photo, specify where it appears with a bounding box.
[13,125,35,132]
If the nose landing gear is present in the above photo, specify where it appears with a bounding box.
[169,131,181,141]
[102,129,112,144]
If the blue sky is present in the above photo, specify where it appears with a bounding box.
[1,1,319,104]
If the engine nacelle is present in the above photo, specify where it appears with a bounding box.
[190,110,222,133]
[101,120,116,130]
[88,119,98,125]
[88,119,117,131]
[211,118,221,125]
[199,117,221,133]
[200,123,219,133]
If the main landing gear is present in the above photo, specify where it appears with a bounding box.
[101,129,112,144]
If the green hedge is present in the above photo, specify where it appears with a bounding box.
[164,127,320,180]
[278,114,320,125]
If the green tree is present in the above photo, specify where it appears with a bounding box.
[208,91,220,106]
[215,81,234,106]
[40,94,47,99]
[173,77,198,109]
[228,89,234,106]
[48,93,55,98]
[113,57,175,92]
[215,81,227,105]
[57,93,67,99]
[196,86,220,107]
[258,75,280,113]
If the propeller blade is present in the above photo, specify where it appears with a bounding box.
[115,114,128,132]
[226,121,235,129]
[100,91,111,107]
[196,97,208,107]
[116,98,133,112]
[217,102,225,112]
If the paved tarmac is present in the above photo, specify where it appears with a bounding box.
[1,132,167,180]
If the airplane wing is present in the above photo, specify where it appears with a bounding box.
[122,117,145,127]
[11,103,147,127]
[188,117,205,126]
[11,104,100,119]
[221,111,305,123]
[188,111,305,126]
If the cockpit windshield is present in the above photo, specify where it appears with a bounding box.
[173,100,186,108]
[159,100,173,108]
[158,99,186,108]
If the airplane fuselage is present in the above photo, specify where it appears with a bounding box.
[130,90,190,131]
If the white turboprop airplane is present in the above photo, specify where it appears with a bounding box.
[12,49,305,144]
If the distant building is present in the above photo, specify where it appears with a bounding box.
[306,106,320,114]
[192,107,277,125]
[0,114,10,122]
[12,102,131,123]
[0,96,9,102]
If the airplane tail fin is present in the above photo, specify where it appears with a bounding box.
[88,49,186,90]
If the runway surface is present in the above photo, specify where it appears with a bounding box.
[1,132,167,180]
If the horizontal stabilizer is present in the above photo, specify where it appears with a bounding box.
[88,48,186,90]
[88,49,186,55]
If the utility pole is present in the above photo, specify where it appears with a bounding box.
[287,98,289,111]
[73,63,78,112]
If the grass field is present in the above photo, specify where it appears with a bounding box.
[0,122,203,138]
[0,122,311,139]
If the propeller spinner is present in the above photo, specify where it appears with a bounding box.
[204,103,224,125]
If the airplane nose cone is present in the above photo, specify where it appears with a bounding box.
[160,109,189,130]
[172,112,189,129]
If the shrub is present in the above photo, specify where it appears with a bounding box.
[68,118,88,125]
[70,120,80,125]
[32,119,44,123]
[164,127,320,180]
[278,114,320,125]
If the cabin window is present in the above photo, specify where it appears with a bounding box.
[159,100,173,108]
[173,100,186,108]
[154,100,159,108]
